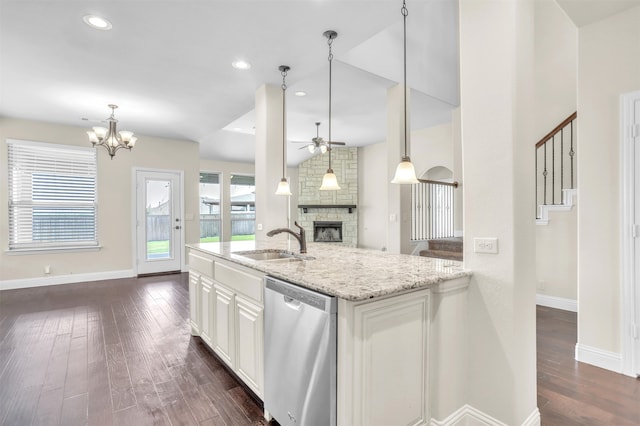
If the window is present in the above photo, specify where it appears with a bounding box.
[7,139,98,251]
[230,174,255,241]
[199,172,221,242]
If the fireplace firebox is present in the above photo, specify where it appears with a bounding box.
[313,221,343,243]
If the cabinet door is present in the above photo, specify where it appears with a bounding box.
[188,272,201,336]
[213,283,235,368]
[338,289,430,426]
[234,295,264,398]
[200,276,214,347]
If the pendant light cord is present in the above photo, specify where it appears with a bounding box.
[327,33,334,171]
[402,0,409,160]
[280,66,288,178]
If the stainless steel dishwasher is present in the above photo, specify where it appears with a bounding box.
[264,276,337,426]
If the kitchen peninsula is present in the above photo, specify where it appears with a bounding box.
[187,240,472,425]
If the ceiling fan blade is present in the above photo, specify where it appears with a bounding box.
[327,141,346,146]
[298,145,313,150]
[291,141,311,144]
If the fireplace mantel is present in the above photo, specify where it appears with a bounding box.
[298,204,357,214]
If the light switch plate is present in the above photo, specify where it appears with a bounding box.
[473,237,498,254]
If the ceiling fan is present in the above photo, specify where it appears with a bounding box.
[292,122,346,154]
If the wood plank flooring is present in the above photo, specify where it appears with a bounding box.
[2,275,639,425]
[537,305,640,425]
[0,273,272,426]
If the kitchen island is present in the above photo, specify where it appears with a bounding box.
[187,240,472,426]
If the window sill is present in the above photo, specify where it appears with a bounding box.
[5,246,103,255]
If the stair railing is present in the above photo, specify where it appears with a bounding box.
[535,112,577,218]
[411,179,458,241]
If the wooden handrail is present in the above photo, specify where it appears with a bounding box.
[417,179,459,188]
[535,112,577,148]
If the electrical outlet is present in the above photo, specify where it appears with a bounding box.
[257,223,263,231]
[538,280,546,290]
[473,237,499,254]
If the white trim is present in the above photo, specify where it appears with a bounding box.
[430,404,539,426]
[536,294,578,312]
[536,189,577,225]
[0,269,134,291]
[453,229,464,238]
[575,343,623,373]
[620,90,640,378]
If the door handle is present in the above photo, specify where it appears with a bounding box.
[175,226,181,230]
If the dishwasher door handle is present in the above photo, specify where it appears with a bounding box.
[284,296,302,310]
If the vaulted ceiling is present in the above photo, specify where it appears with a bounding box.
[1,0,637,165]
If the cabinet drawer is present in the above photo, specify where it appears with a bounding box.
[189,251,214,277]
[214,261,263,304]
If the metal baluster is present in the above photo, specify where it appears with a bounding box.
[535,146,538,217]
[552,135,555,204]
[560,128,564,195]
[569,120,575,189]
[543,143,548,205]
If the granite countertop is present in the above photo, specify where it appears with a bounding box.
[186,239,471,301]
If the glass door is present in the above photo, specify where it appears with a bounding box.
[136,170,182,275]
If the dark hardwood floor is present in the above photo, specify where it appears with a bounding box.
[537,306,640,425]
[1,275,639,425]
[0,273,271,426]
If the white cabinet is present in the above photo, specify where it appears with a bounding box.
[199,276,214,346]
[188,249,265,399]
[234,295,264,396]
[337,288,431,426]
[213,283,235,368]
[188,270,201,336]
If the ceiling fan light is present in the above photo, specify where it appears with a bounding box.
[320,145,327,154]
[308,144,315,154]
[391,157,419,184]
[275,178,292,196]
[319,170,341,191]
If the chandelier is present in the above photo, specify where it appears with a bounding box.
[86,104,138,159]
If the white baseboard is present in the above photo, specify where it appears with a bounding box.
[0,269,135,291]
[575,343,622,374]
[536,294,577,312]
[431,405,539,426]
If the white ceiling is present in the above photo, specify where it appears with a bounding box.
[2,0,636,166]
[0,0,459,166]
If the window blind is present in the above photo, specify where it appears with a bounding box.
[7,139,98,250]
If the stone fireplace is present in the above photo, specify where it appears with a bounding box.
[297,147,358,246]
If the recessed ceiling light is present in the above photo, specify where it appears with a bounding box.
[232,60,251,70]
[83,15,112,30]
[295,91,307,97]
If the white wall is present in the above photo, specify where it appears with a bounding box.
[536,207,578,300]
[577,6,640,355]
[358,142,388,250]
[459,0,537,424]
[534,0,578,303]
[411,121,454,178]
[0,117,200,283]
[534,0,578,134]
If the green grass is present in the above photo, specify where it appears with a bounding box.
[147,240,169,254]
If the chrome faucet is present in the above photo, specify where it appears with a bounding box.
[266,221,307,254]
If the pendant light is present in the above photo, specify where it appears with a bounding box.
[275,65,292,196]
[319,30,341,191]
[391,0,419,184]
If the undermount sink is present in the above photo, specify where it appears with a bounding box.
[232,250,314,262]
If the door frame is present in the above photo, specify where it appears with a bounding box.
[620,90,640,377]
[131,167,186,275]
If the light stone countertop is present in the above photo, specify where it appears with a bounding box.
[187,239,471,301]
